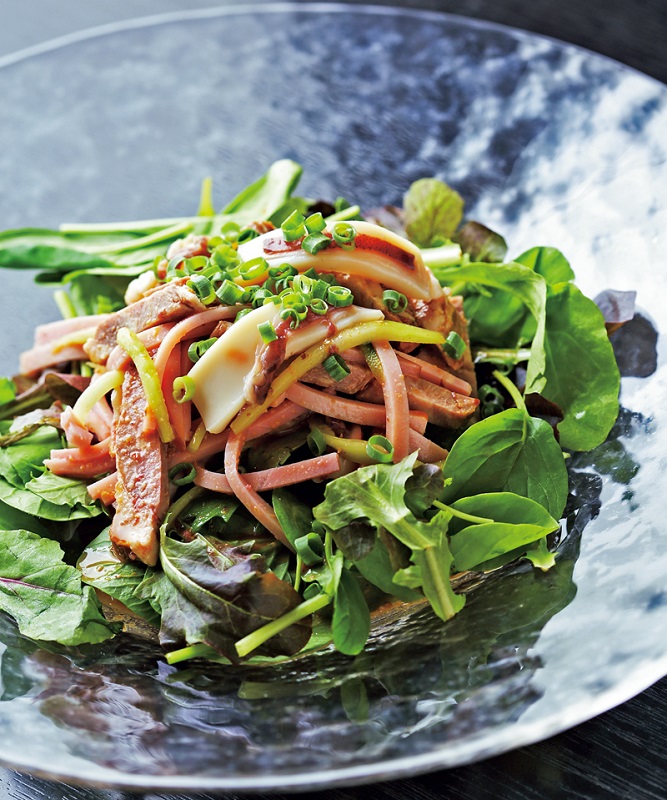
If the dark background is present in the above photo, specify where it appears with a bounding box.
[1,1,667,799]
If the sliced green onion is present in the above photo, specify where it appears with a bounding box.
[172,376,196,404]
[326,285,353,307]
[302,232,331,255]
[184,255,209,274]
[235,307,253,322]
[220,221,241,241]
[187,420,207,453]
[169,463,196,486]
[309,297,328,315]
[252,287,276,308]
[322,353,351,382]
[305,212,327,233]
[294,532,325,566]
[382,289,408,314]
[116,327,174,444]
[366,434,394,463]
[332,222,356,249]
[187,274,216,305]
[307,425,327,456]
[238,227,259,244]
[268,263,298,280]
[187,338,217,363]
[311,279,330,300]
[239,256,268,281]
[442,331,467,360]
[280,306,308,328]
[281,210,307,242]
[216,279,246,305]
[258,320,278,344]
[211,242,241,270]
[71,369,124,426]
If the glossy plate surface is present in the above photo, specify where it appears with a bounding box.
[0,3,666,792]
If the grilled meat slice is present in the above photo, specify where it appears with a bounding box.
[109,367,168,566]
[84,280,206,364]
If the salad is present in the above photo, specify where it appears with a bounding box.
[0,160,621,664]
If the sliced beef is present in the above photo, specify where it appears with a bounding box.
[84,279,206,364]
[302,360,373,394]
[109,367,168,566]
[410,291,477,390]
[359,375,479,429]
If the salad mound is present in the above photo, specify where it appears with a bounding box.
[0,161,621,663]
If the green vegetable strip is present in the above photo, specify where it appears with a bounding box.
[84,221,193,255]
[235,591,332,659]
[116,327,175,443]
[232,320,445,433]
[71,369,124,425]
[197,176,215,217]
[420,242,463,269]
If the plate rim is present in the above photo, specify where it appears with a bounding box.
[0,2,666,791]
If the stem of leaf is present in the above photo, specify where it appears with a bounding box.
[492,369,526,413]
[424,546,459,620]
[421,243,462,269]
[433,500,494,525]
[235,592,332,659]
[165,642,219,665]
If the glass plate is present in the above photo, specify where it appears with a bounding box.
[0,3,666,792]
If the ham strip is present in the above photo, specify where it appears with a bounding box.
[84,280,206,364]
[45,438,115,479]
[109,367,168,567]
[195,453,341,494]
[374,341,410,463]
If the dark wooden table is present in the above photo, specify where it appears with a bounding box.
[1,2,666,798]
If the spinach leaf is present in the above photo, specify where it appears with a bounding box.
[441,408,568,520]
[314,454,465,621]
[541,282,620,451]
[272,488,313,548]
[78,529,160,626]
[433,262,548,394]
[221,159,303,223]
[0,379,16,407]
[403,178,464,247]
[514,247,620,450]
[0,528,116,645]
[0,474,101,522]
[332,569,370,656]
[0,424,61,487]
[447,492,559,571]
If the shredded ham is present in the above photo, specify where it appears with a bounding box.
[45,438,115,478]
[196,453,341,494]
[34,314,110,346]
[61,406,94,448]
[20,343,88,376]
[224,430,292,550]
[284,382,428,433]
[373,341,410,462]
[396,350,472,396]
[152,305,238,379]
[408,430,449,463]
[87,471,118,505]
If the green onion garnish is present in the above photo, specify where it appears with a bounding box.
[235,307,253,322]
[302,232,332,254]
[258,320,278,344]
[332,222,356,249]
[187,274,216,305]
[169,463,196,486]
[326,285,353,307]
[238,227,260,244]
[366,434,394,463]
[382,289,408,314]
[442,331,467,360]
[305,212,327,233]
[322,353,351,382]
[309,297,328,315]
[268,263,298,279]
[307,426,327,456]
[184,255,209,274]
[172,376,196,404]
[281,210,307,242]
[216,279,246,305]
[220,221,241,242]
[239,256,268,282]
[187,338,217,363]
[294,532,325,566]
[252,287,275,308]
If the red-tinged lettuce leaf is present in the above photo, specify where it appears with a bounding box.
[453,221,508,263]
[594,289,637,332]
[403,178,464,247]
[142,532,310,661]
[0,528,117,646]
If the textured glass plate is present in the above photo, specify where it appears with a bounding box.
[0,3,666,792]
